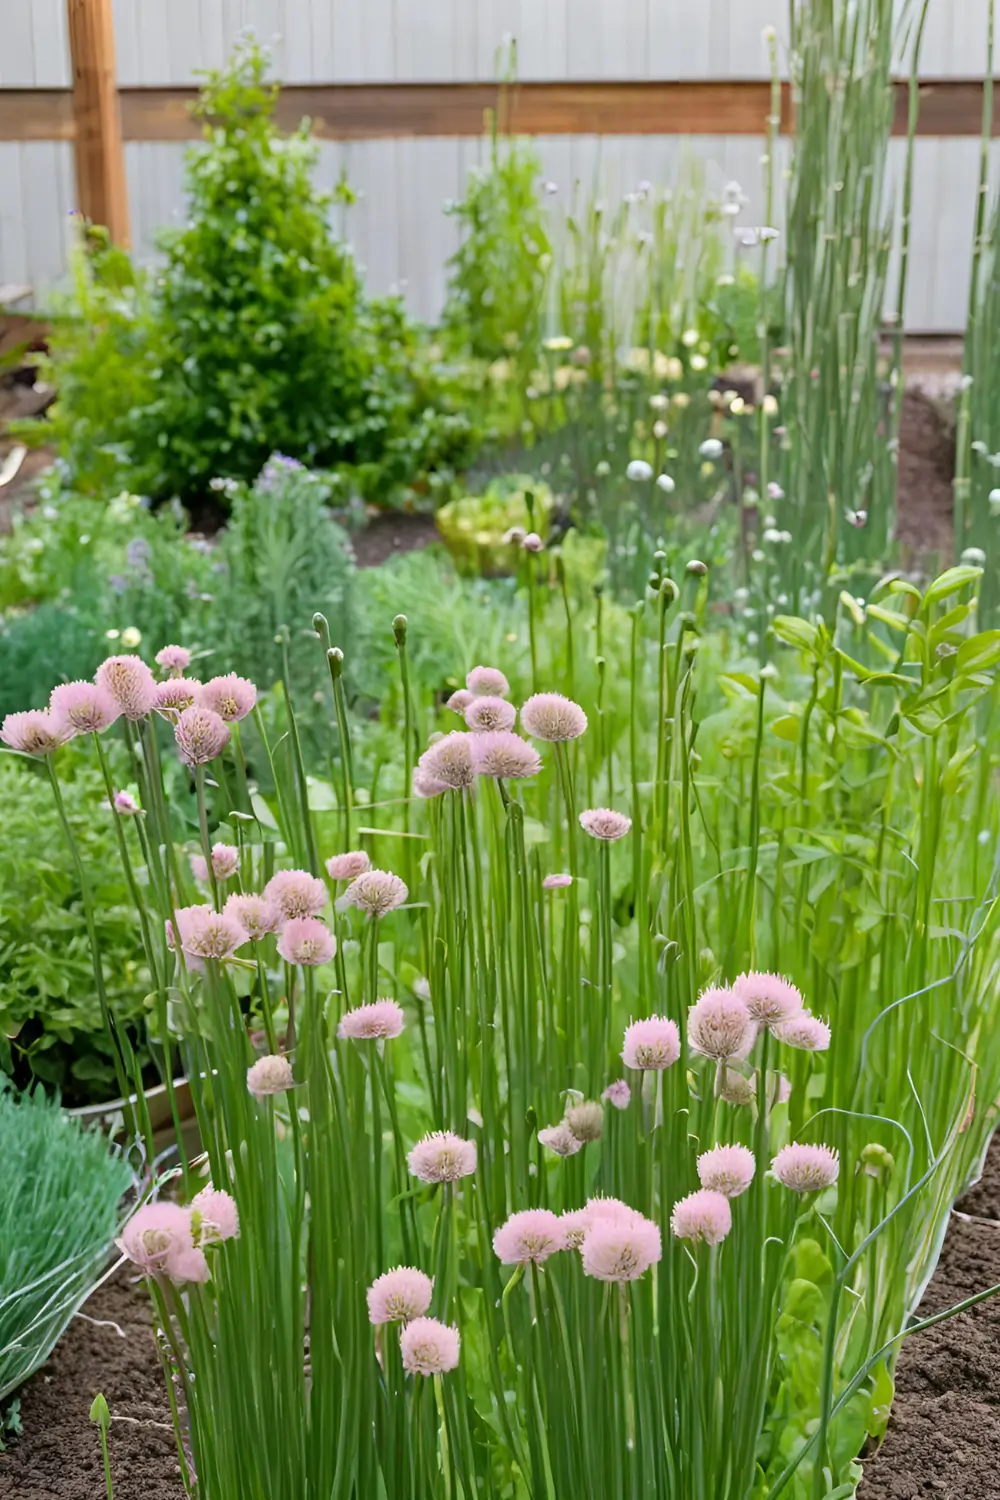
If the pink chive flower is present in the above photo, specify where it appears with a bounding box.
[49,681,121,736]
[562,1197,641,1249]
[199,674,257,723]
[174,706,230,766]
[493,1208,564,1264]
[520,692,588,742]
[697,1144,756,1198]
[538,1123,584,1157]
[400,1317,460,1376]
[464,696,517,733]
[367,1267,434,1325]
[579,808,632,841]
[211,844,239,880]
[247,1054,294,1097]
[581,1213,662,1282]
[154,678,202,714]
[774,1013,832,1051]
[446,688,474,714]
[113,790,141,816]
[771,1143,840,1193]
[732,971,805,1029]
[191,1187,240,1245]
[543,873,573,890]
[603,1079,631,1109]
[172,905,247,962]
[190,854,209,884]
[408,1131,477,1184]
[670,1189,732,1246]
[96,655,158,720]
[343,870,408,919]
[338,999,406,1040]
[225,893,281,941]
[417,732,475,790]
[277,916,335,966]
[622,1016,681,1071]
[155,644,191,676]
[264,869,328,922]
[719,1070,756,1107]
[688,988,755,1062]
[470,730,542,780]
[466,665,510,698]
[413,767,450,798]
[117,1202,208,1282]
[1,710,69,756]
[325,850,371,882]
[523,532,544,553]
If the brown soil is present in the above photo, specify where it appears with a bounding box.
[894,389,955,564]
[859,1133,1000,1499]
[351,509,439,568]
[0,1271,186,1500]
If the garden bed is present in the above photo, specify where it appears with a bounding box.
[3,1134,999,1500]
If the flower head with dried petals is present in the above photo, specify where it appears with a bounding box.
[470,730,541,780]
[417,732,475,790]
[538,1122,584,1157]
[670,1189,732,1245]
[688,988,755,1061]
[622,1016,681,1070]
[199,674,257,723]
[1,710,69,756]
[566,1100,604,1142]
[277,916,335,966]
[581,1212,662,1282]
[367,1267,434,1325]
[697,1144,755,1198]
[580,808,632,842]
[174,706,230,766]
[247,1054,294,1097]
[493,1209,564,1264]
[338,999,405,1041]
[408,1130,477,1183]
[466,665,510,698]
[400,1317,460,1376]
[773,1013,831,1051]
[464,696,517,733]
[191,1187,240,1245]
[772,1143,839,1193]
[50,681,120,736]
[343,870,408,919]
[732,971,805,1029]
[520,693,588,742]
[96,655,158,720]
[325,850,371,882]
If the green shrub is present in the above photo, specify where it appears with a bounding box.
[0,1082,132,1404]
[0,747,150,1103]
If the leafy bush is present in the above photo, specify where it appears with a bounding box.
[0,1082,132,1404]
[0,748,150,1103]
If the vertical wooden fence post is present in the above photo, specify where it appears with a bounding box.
[66,0,130,244]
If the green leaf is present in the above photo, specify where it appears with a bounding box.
[923,564,983,609]
[89,1392,111,1431]
[772,615,819,653]
[956,630,1000,675]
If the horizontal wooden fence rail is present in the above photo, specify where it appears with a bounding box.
[1,78,1000,145]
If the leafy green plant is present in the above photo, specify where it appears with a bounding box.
[0,1082,132,1403]
[435,473,553,575]
[0,748,150,1102]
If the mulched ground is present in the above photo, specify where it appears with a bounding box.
[894,388,956,564]
[859,1133,1000,1499]
[0,1271,186,1500]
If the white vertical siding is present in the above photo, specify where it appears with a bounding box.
[0,0,994,329]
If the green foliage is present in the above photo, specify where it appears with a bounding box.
[0,747,150,1103]
[435,473,554,575]
[443,126,552,364]
[0,1081,132,1403]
